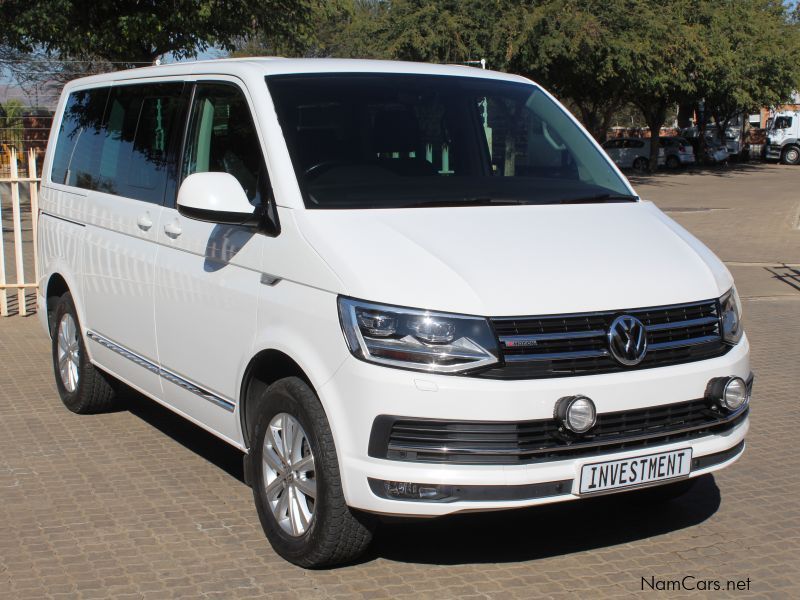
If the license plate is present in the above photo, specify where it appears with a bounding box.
[579,448,692,495]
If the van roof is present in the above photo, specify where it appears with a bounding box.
[63,57,533,90]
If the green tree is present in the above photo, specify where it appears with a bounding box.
[507,1,630,142]
[691,0,800,151]
[0,99,26,150]
[0,0,321,67]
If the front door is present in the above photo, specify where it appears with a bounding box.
[154,81,270,442]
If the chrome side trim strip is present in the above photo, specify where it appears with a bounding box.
[86,330,235,413]
[87,330,160,374]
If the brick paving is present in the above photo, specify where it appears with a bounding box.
[1,163,799,598]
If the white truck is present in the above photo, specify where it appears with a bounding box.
[765,110,800,165]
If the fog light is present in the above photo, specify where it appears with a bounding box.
[383,481,449,501]
[555,395,597,434]
[707,376,749,411]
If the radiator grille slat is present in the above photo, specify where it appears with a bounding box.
[480,299,729,379]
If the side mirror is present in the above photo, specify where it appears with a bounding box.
[177,172,257,225]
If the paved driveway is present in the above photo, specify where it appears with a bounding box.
[1,164,799,598]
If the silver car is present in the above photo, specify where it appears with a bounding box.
[602,137,666,172]
[660,137,696,168]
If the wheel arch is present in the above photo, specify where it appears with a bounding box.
[239,348,314,450]
[45,272,72,335]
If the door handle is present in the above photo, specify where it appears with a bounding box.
[164,222,182,238]
[136,214,153,231]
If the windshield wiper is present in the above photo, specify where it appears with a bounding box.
[558,193,639,204]
[404,197,528,208]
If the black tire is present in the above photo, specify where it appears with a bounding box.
[781,145,800,165]
[632,157,648,173]
[249,377,374,567]
[666,155,681,169]
[51,292,117,414]
[627,478,696,504]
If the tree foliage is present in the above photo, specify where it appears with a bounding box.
[302,0,800,169]
[0,0,321,66]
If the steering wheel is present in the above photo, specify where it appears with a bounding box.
[304,160,348,179]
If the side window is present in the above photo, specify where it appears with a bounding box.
[182,83,270,206]
[50,83,185,203]
[51,88,110,186]
[98,83,186,203]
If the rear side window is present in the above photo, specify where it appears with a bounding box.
[51,88,110,187]
[50,82,186,204]
[99,83,185,203]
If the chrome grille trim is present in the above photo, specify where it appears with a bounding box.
[500,330,605,344]
[645,315,719,331]
[648,335,720,351]
[505,349,610,362]
[481,298,728,379]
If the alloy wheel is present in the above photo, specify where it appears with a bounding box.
[262,413,317,536]
[57,313,80,393]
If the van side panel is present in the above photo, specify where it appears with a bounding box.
[38,186,88,333]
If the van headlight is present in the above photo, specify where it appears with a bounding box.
[337,297,499,373]
[719,287,743,344]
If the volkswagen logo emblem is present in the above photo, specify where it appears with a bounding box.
[607,315,648,366]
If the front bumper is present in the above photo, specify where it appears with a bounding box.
[765,144,783,160]
[320,335,750,516]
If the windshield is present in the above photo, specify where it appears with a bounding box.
[266,74,632,209]
[773,116,792,130]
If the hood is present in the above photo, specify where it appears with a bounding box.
[295,201,732,316]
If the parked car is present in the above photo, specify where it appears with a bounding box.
[703,137,730,165]
[659,136,696,168]
[601,137,666,171]
[39,59,751,567]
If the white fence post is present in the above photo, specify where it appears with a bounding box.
[28,149,40,286]
[10,149,27,315]
[0,148,41,316]
[0,154,7,317]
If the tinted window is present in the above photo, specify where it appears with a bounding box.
[51,88,110,186]
[267,74,631,209]
[774,116,792,129]
[51,83,185,203]
[97,83,185,202]
[182,83,270,206]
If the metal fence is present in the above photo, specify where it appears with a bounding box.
[0,148,40,316]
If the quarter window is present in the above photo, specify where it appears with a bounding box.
[51,88,110,187]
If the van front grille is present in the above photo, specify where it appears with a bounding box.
[478,299,729,379]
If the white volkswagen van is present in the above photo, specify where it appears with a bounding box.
[38,58,751,567]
